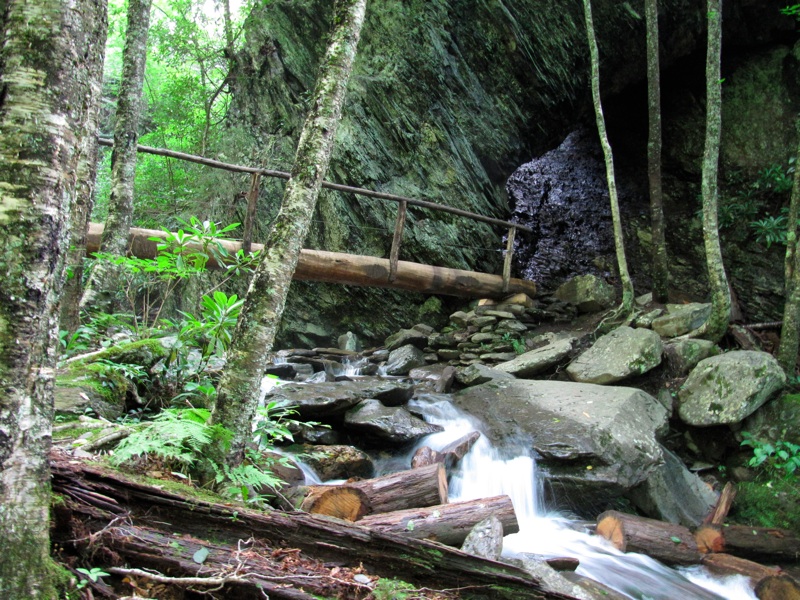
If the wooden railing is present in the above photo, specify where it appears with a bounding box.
[98,138,532,292]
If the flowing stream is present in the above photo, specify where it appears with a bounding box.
[405,395,758,600]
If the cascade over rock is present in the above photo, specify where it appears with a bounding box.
[453,379,668,515]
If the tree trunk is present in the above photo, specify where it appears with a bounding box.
[211,0,367,467]
[59,0,109,334]
[80,0,152,314]
[778,120,800,375]
[645,0,669,303]
[0,0,104,596]
[694,0,731,342]
[583,0,635,317]
[596,510,702,566]
[357,495,520,547]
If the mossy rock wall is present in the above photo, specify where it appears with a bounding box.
[221,0,713,345]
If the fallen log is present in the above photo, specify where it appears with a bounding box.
[755,575,800,600]
[701,553,781,587]
[86,223,538,300]
[595,510,702,566]
[285,463,447,516]
[703,481,736,526]
[695,524,800,562]
[357,495,519,546]
[412,431,481,469]
[50,453,574,599]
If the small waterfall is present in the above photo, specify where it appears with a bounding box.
[408,396,757,600]
[341,356,369,377]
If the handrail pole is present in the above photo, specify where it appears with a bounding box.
[389,200,407,283]
[502,226,516,293]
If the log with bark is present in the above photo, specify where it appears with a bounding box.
[357,495,519,546]
[755,575,800,600]
[50,453,576,599]
[596,510,702,566]
[86,223,538,299]
[695,524,800,562]
[700,553,781,587]
[411,431,481,469]
[287,462,448,516]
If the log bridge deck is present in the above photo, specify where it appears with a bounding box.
[94,139,537,300]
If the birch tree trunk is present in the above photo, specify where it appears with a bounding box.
[583,0,635,317]
[59,2,109,334]
[777,121,800,375]
[212,0,367,466]
[646,0,669,303]
[80,0,152,314]
[0,0,104,596]
[694,0,731,342]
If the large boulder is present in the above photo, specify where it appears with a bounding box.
[288,444,374,481]
[264,379,414,419]
[495,333,577,378]
[384,344,427,376]
[662,338,721,377]
[651,303,711,338]
[744,393,800,446]
[566,326,663,385]
[344,399,443,445]
[385,328,428,351]
[455,363,515,387]
[554,274,616,313]
[677,351,786,426]
[453,379,668,515]
[626,445,717,527]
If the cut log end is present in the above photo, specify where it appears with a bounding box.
[596,511,625,552]
[695,525,725,554]
[299,486,371,521]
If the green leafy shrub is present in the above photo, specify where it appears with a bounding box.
[741,431,800,478]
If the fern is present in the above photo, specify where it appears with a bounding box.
[111,408,230,468]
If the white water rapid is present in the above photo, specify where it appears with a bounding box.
[406,394,757,600]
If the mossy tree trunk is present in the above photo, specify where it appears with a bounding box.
[583,0,635,317]
[694,0,731,342]
[81,0,152,314]
[0,0,105,596]
[778,120,800,375]
[646,0,669,303]
[59,2,109,334]
[211,0,367,466]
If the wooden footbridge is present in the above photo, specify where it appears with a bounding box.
[91,139,537,300]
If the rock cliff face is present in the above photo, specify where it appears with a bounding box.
[224,0,794,344]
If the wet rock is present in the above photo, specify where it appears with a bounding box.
[385,328,429,351]
[555,274,616,314]
[461,515,504,561]
[495,333,576,378]
[264,379,414,419]
[453,379,667,516]
[511,555,599,600]
[566,326,663,384]
[678,351,786,426]
[384,344,427,376]
[651,303,711,338]
[455,363,516,387]
[290,444,374,481]
[663,338,721,377]
[626,445,717,527]
[344,399,443,445]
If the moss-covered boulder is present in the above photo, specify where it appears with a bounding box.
[677,351,786,426]
[744,393,800,446]
[566,326,663,385]
[55,338,172,420]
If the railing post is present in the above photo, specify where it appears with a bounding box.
[242,172,261,254]
[502,226,516,293]
[389,200,407,282]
